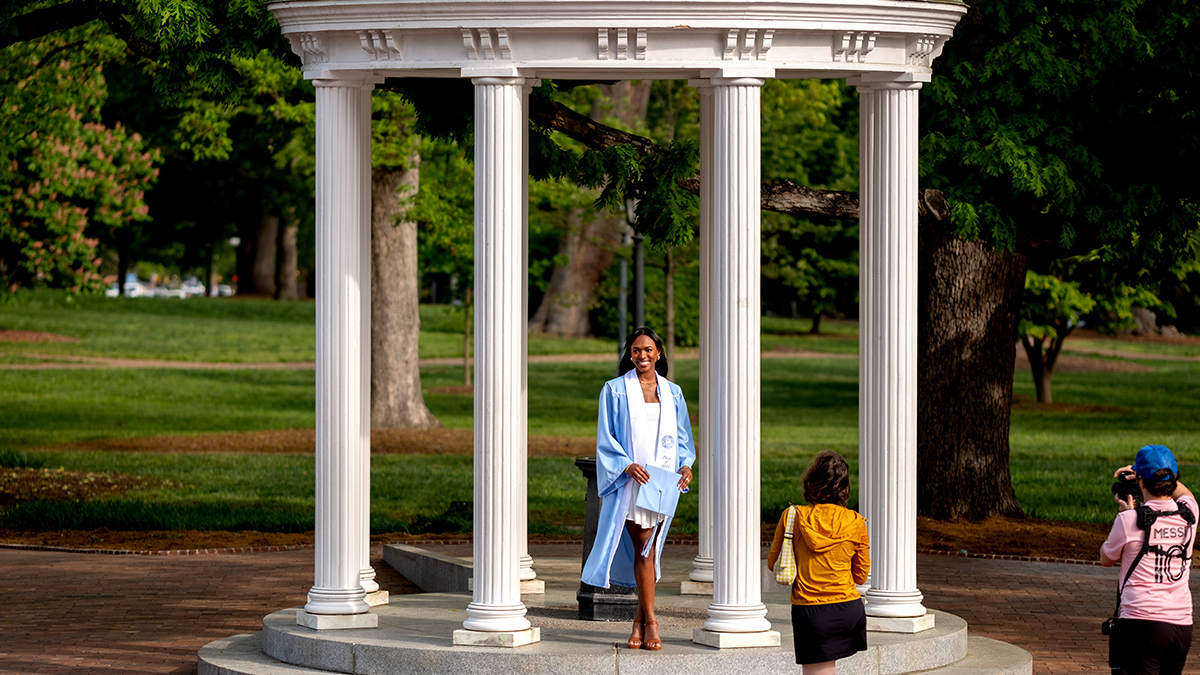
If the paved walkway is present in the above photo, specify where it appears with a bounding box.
[1,545,1196,674]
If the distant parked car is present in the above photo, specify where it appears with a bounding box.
[180,278,206,298]
[106,280,152,297]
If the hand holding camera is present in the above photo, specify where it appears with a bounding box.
[1111,467,1140,511]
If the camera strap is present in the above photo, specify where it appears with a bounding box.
[1111,520,1150,621]
[1111,501,1195,620]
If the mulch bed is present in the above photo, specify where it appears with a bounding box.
[0,467,175,508]
[0,330,79,343]
[36,428,598,458]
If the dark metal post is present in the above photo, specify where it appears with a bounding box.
[625,199,645,329]
[575,457,637,620]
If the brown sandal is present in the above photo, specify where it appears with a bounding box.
[627,619,644,650]
[643,620,662,651]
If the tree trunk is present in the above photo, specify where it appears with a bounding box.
[205,240,217,297]
[371,160,440,429]
[529,81,651,337]
[528,207,623,336]
[252,214,278,297]
[664,246,675,381]
[116,244,130,297]
[810,312,822,335]
[277,220,299,301]
[917,223,1025,520]
[1020,336,1049,404]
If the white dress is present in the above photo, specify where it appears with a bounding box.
[626,404,667,528]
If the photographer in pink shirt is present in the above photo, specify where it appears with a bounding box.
[1101,445,1196,675]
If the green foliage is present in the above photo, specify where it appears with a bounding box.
[1019,272,1095,342]
[924,0,1200,276]
[0,26,160,294]
[759,80,860,321]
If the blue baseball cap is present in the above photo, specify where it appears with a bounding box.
[1134,445,1178,481]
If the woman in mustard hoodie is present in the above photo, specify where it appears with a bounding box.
[768,451,870,675]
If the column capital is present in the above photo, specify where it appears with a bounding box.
[311,73,375,90]
[849,72,928,91]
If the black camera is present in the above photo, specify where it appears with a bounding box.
[1112,470,1140,502]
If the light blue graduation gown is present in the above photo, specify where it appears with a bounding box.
[580,374,695,589]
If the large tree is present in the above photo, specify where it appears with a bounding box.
[914,0,1200,518]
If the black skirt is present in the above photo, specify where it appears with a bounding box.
[791,599,868,665]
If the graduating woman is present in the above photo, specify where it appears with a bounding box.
[581,327,695,651]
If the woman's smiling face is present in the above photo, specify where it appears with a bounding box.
[630,335,659,375]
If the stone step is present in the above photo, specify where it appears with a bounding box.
[924,636,1032,675]
[199,626,1031,675]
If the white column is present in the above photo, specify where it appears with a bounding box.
[697,75,777,647]
[855,81,875,598]
[858,79,927,624]
[688,82,714,588]
[304,77,376,629]
[517,81,540,591]
[357,84,384,605]
[455,76,537,646]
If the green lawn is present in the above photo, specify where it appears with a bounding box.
[1066,337,1200,358]
[0,290,615,362]
[3,290,1197,534]
[5,355,1196,533]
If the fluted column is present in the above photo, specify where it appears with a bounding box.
[698,76,776,646]
[517,81,539,589]
[357,84,384,605]
[857,79,926,622]
[856,82,875,598]
[689,82,715,588]
[304,77,375,628]
[456,76,536,643]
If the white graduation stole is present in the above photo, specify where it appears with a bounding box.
[624,368,678,473]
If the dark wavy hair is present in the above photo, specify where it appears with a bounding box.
[1145,468,1180,498]
[802,451,851,506]
[618,327,669,377]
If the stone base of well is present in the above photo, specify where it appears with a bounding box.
[452,627,541,648]
[294,610,378,631]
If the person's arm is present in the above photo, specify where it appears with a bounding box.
[1100,510,1131,567]
[596,384,639,495]
[851,520,871,586]
[1172,481,1193,502]
[766,509,788,572]
[673,386,695,490]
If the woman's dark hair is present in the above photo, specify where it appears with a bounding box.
[1145,468,1179,498]
[618,327,669,377]
[802,451,851,506]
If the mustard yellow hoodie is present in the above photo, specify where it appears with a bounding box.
[768,503,870,606]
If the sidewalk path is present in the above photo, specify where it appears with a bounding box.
[1,545,1195,674]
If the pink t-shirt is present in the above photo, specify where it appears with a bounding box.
[1101,495,1196,625]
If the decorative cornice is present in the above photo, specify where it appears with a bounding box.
[833,30,877,62]
[722,28,773,61]
[462,27,512,60]
[358,29,402,60]
[597,28,647,60]
[906,33,945,66]
[286,32,329,65]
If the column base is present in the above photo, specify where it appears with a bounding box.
[692,628,780,649]
[295,610,378,631]
[867,614,935,634]
[520,579,545,595]
[680,580,713,596]
[453,627,541,648]
[364,590,390,607]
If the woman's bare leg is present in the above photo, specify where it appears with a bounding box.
[625,521,660,647]
[802,661,836,675]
